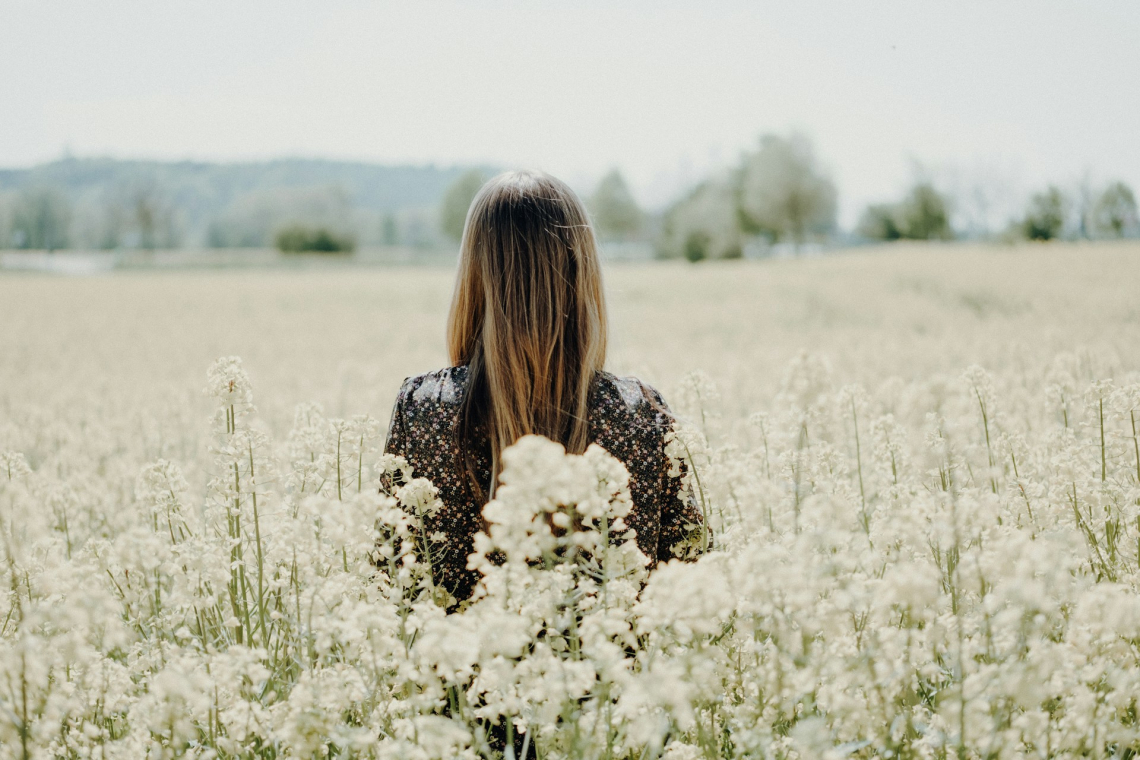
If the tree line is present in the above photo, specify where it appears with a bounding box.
[0,158,468,253]
[439,133,1139,261]
[3,148,1137,255]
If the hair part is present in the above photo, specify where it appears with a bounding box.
[447,170,608,501]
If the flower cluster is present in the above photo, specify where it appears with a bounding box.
[3,352,1140,759]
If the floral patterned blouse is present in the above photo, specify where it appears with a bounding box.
[383,365,706,602]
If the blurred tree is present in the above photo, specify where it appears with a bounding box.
[135,191,160,250]
[1091,181,1138,238]
[737,133,837,246]
[1022,186,1067,241]
[0,157,469,249]
[129,180,181,250]
[440,170,487,242]
[589,169,643,239]
[381,213,400,246]
[1074,174,1095,239]
[857,183,951,241]
[658,178,741,261]
[206,185,354,248]
[0,194,11,248]
[95,197,128,250]
[11,187,71,250]
[857,204,903,241]
[898,183,952,240]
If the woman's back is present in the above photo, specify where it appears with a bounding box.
[384,365,705,602]
[386,169,707,607]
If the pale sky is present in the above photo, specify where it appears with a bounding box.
[5,0,1139,225]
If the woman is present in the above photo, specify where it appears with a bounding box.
[383,169,706,604]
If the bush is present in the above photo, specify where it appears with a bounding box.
[857,204,903,241]
[858,184,952,241]
[683,230,710,262]
[274,225,356,253]
[899,183,952,240]
[1022,187,1067,241]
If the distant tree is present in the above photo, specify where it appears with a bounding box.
[11,187,71,250]
[135,191,162,250]
[0,194,13,247]
[898,183,952,240]
[381,213,400,246]
[857,183,951,241]
[0,158,486,248]
[275,225,355,253]
[737,133,837,246]
[1091,181,1138,238]
[1074,174,1095,239]
[857,204,903,241]
[1022,186,1067,241]
[659,178,742,261]
[95,197,128,250]
[589,170,643,239]
[206,185,355,248]
[129,181,181,250]
[440,170,487,242]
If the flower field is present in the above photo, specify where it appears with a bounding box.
[3,242,1140,759]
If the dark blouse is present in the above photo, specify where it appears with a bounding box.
[383,365,706,602]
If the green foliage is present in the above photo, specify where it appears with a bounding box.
[589,169,643,239]
[899,183,952,240]
[737,133,837,244]
[274,225,355,253]
[439,170,487,242]
[10,187,71,250]
[858,183,952,241]
[1022,186,1067,241]
[683,231,710,262]
[1091,181,1138,238]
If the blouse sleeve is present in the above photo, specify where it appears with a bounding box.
[381,378,413,492]
[644,385,710,563]
[384,377,412,456]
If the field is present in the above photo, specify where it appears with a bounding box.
[3,242,1140,759]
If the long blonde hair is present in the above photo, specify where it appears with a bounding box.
[447,170,608,501]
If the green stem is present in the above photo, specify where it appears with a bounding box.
[851,398,869,534]
[248,440,269,647]
[1131,410,1140,486]
[1099,397,1107,483]
[336,430,343,501]
[974,388,998,494]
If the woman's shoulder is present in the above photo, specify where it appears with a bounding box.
[593,370,672,419]
[393,366,673,420]
[396,365,469,409]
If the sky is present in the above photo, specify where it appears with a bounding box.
[5,0,1139,225]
